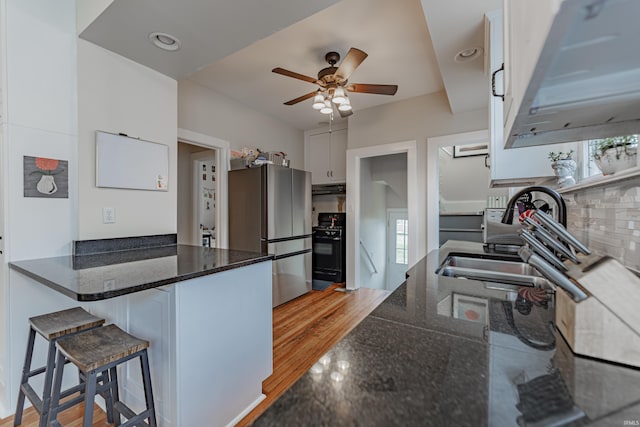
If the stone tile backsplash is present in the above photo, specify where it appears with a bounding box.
[564,176,640,273]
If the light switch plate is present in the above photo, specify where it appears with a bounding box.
[103,207,115,224]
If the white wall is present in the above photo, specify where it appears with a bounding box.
[439,146,508,212]
[359,158,387,290]
[370,153,407,209]
[348,91,488,255]
[348,91,488,150]
[77,40,178,239]
[76,0,113,33]
[178,80,304,169]
[0,0,79,416]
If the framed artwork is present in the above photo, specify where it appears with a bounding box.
[23,156,69,198]
[453,144,489,158]
[452,293,488,324]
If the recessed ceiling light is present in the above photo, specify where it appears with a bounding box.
[149,32,181,51]
[454,46,483,63]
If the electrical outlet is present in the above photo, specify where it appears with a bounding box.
[103,207,115,224]
[103,279,116,291]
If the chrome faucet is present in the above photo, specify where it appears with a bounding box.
[501,186,567,227]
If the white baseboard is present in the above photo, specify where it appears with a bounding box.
[225,393,266,427]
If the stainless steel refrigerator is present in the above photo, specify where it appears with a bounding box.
[228,165,312,307]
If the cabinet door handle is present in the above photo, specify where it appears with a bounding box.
[484,154,490,169]
[330,171,333,177]
[327,171,330,177]
[491,63,504,101]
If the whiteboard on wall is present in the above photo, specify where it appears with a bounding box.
[96,131,169,191]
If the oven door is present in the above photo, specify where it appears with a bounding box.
[312,229,344,282]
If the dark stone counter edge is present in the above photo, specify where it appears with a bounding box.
[9,254,273,302]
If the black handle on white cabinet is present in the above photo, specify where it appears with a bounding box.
[491,63,504,101]
[484,154,490,169]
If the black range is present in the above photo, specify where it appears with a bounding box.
[312,213,347,284]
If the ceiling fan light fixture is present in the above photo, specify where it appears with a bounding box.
[312,93,325,110]
[320,99,333,114]
[332,87,346,104]
[338,97,352,111]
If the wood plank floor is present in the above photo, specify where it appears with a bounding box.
[1,284,389,427]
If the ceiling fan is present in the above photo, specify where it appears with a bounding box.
[272,47,398,118]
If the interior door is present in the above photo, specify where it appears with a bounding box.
[386,209,409,291]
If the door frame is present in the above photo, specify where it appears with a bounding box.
[346,140,425,290]
[178,128,230,249]
[426,130,489,252]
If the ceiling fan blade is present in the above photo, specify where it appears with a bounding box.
[283,91,318,106]
[334,102,354,118]
[334,48,368,81]
[345,83,398,95]
[272,67,323,85]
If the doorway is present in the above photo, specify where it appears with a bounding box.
[346,141,425,291]
[177,128,230,248]
[427,130,490,252]
[191,150,217,247]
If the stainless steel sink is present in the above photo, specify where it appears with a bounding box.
[436,253,551,288]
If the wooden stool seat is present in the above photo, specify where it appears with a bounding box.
[14,307,106,427]
[50,324,157,427]
[55,324,149,372]
[29,307,105,340]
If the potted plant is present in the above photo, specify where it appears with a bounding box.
[548,150,576,187]
[592,135,638,175]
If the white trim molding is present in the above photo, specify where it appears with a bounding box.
[178,128,230,249]
[346,140,424,290]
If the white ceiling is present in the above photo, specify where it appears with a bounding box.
[81,0,501,131]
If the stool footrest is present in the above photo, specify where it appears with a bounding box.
[114,401,151,427]
[19,383,43,413]
[26,365,46,378]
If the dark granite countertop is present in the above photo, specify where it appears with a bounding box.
[254,241,640,426]
[9,245,272,301]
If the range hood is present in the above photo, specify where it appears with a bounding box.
[506,0,640,148]
[312,184,346,195]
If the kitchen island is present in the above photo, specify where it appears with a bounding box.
[254,241,640,426]
[9,243,273,427]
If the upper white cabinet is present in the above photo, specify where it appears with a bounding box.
[486,9,575,187]
[502,0,562,146]
[503,0,640,148]
[304,127,347,184]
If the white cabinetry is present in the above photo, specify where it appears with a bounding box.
[124,287,175,426]
[502,0,563,145]
[305,128,347,184]
[486,9,574,188]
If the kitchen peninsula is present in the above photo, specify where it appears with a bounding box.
[254,241,640,426]
[9,236,273,427]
